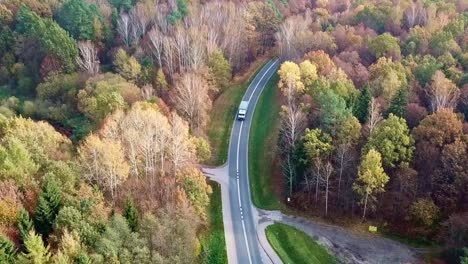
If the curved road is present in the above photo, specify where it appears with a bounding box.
[204,59,418,264]
[227,59,279,264]
[204,59,280,264]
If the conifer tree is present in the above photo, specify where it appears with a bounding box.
[34,176,62,238]
[387,88,407,118]
[123,197,139,232]
[18,231,51,263]
[0,236,16,263]
[16,208,33,246]
[353,86,371,123]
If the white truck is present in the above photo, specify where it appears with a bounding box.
[237,100,249,121]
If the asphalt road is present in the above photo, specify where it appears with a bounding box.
[227,59,279,264]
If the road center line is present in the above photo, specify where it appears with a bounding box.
[236,121,252,264]
[236,59,278,264]
[248,59,279,102]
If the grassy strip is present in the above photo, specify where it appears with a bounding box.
[266,223,337,264]
[199,181,227,264]
[248,73,280,210]
[206,61,266,166]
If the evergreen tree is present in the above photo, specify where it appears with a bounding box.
[55,0,104,41]
[0,235,16,263]
[387,88,407,118]
[123,197,139,232]
[34,176,62,238]
[353,86,371,123]
[16,208,33,246]
[18,231,51,263]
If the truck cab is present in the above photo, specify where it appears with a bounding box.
[237,100,249,121]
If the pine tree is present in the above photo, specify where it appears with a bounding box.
[123,197,139,232]
[18,231,51,264]
[353,86,371,123]
[34,176,62,238]
[0,236,17,263]
[387,88,407,118]
[16,208,33,246]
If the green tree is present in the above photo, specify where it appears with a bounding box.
[369,57,407,100]
[355,5,388,33]
[317,89,351,135]
[17,208,34,246]
[369,33,401,59]
[94,214,150,262]
[178,168,212,220]
[0,235,17,263]
[77,73,140,122]
[114,49,141,81]
[123,197,139,232]
[55,0,103,41]
[207,49,232,91]
[364,114,414,168]
[461,248,468,264]
[154,68,168,96]
[386,88,407,118]
[34,176,63,238]
[429,31,459,57]
[0,138,38,187]
[353,86,371,123]
[109,0,132,12]
[413,55,440,87]
[353,149,389,219]
[18,230,51,264]
[302,128,333,160]
[409,198,439,227]
[16,7,78,72]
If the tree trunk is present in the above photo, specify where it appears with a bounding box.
[362,191,369,220]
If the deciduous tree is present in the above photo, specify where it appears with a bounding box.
[79,135,129,202]
[364,114,414,168]
[77,41,99,76]
[353,149,389,219]
[428,70,460,112]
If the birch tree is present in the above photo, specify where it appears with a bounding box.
[365,97,383,135]
[428,70,460,112]
[174,71,212,133]
[79,135,129,202]
[76,41,99,76]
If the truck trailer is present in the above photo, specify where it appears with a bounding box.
[237,100,249,120]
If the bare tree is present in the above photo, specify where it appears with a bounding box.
[169,113,193,176]
[428,70,460,112]
[174,71,212,133]
[148,27,164,67]
[77,41,100,76]
[334,143,354,201]
[79,135,129,203]
[365,97,383,135]
[323,161,333,216]
[117,13,131,47]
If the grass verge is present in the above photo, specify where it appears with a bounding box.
[266,223,337,264]
[199,181,227,264]
[206,61,266,166]
[248,73,280,210]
